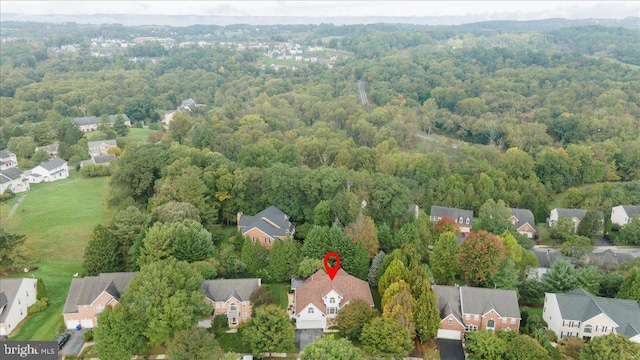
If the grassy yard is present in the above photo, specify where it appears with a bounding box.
[265,283,290,309]
[123,128,153,143]
[1,171,111,341]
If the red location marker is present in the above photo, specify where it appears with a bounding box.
[323,252,340,281]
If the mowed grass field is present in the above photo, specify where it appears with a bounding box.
[1,170,112,340]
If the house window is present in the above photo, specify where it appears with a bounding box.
[465,325,478,331]
[448,319,453,325]
[230,303,237,311]
[584,325,593,334]
[474,315,479,321]
[97,305,105,313]
[466,314,470,320]
[327,307,338,315]
[253,237,258,243]
[511,318,516,324]
[466,218,470,225]
[242,312,247,320]
[308,308,314,314]
[603,326,608,333]
[18,299,20,305]
[459,217,463,224]
[502,318,507,323]
[20,309,23,316]
[330,298,335,304]
[26,291,29,298]
[266,238,271,244]
[487,320,495,328]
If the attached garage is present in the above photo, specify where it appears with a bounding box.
[296,320,324,329]
[65,319,79,330]
[81,319,94,328]
[438,329,462,340]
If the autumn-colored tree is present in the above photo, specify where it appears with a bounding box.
[434,216,461,236]
[344,213,379,259]
[460,231,507,287]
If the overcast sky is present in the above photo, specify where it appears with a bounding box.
[1,1,639,20]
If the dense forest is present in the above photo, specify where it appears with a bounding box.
[2,19,640,359]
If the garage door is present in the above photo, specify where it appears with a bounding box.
[297,320,324,329]
[66,320,79,330]
[438,329,462,340]
[81,319,94,328]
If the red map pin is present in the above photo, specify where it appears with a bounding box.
[323,252,341,281]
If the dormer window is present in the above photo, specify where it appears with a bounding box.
[459,217,463,224]
[330,298,335,304]
[308,308,314,314]
[466,218,470,225]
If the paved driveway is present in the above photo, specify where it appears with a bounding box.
[58,330,86,356]
[438,339,465,360]
[294,329,323,351]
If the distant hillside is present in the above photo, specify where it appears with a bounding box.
[1,13,638,29]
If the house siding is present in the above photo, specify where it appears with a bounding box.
[242,227,282,248]
[0,279,37,336]
[206,297,252,329]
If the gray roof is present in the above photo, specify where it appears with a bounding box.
[553,288,640,338]
[0,149,15,159]
[581,250,635,270]
[62,272,137,314]
[0,279,29,323]
[88,140,117,149]
[73,114,130,126]
[530,249,576,268]
[509,208,536,230]
[554,208,605,221]
[238,205,295,238]
[430,205,473,220]
[35,144,59,153]
[621,206,640,218]
[38,158,66,171]
[460,287,521,319]
[433,285,463,323]
[92,154,116,164]
[200,278,261,302]
[0,167,23,181]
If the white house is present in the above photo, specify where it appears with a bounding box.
[0,278,38,336]
[29,158,69,183]
[73,114,131,132]
[549,208,604,233]
[0,168,30,194]
[0,149,17,170]
[543,288,640,343]
[294,268,373,330]
[611,205,640,227]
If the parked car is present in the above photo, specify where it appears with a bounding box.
[55,332,71,350]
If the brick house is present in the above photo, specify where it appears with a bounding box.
[294,268,374,331]
[62,272,137,329]
[200,278,261,329]
[237,205,295,248]
[433,285,521,340]
[509,208,536,238]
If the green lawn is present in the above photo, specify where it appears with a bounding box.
[265,283,290,309]
[2,172,112,262]
[2,171,111,341]
[123,128,153,143]
[218,331,251,353]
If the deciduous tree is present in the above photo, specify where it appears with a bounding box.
[94,305,147,360]
[431,231,460,285]
[344,214,379,259]
[336,300,379,341]
[360,317,413,359]
[166,327,234,360]
[300,336,365,360]
[242,304,295,358]
[577,210,603,238]
[460,231,506,287]
[580,333,640,360]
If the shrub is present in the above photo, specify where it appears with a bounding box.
[80,164,112,177]
[0,191,15,203]
[83,329,94,342]
[212,314,229,337]
[36,278,47,300]
[27,297,49,314]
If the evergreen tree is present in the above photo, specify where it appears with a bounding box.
[266,238,300,282]
[367,251,385,286]
[241,237,268,277]
[431,231,460,285]
[378,258,410,296]
[577,266,603,295]
[493,258,520,290]
[83,225,123,276]
[543,259,578,293]
[617,267,640,303]
[576,210,603,238]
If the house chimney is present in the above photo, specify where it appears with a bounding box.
[237,212,242,225]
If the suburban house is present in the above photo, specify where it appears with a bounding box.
[611,205,640,227]
[0,168,30,194]
[509,208,536,238]
[237,205,296,248]
[62,272,137,329]
[162,98,199,125]
[294,268,374,330]
[73,114,132,132]
[430,205,474,233]
[88,139,117,156]
[80,154,117,168]
[529,249,576,278]
[0,149,17,170]
[28,158,68,183]
[35,144,59,158]
[548,208,604,233]
[543,288,640,343]
[200,278,261,329]
[0,278,38,336]
[433,285,521,340]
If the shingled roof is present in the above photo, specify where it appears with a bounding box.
[461,287,521,319]
[433,285,463,323]
[554,208,605,221]
[200,278,261,302]
[0,168,23,182]
[295,268,373,316]
[554,288,640,339]
[509,208,536,229]
[238,205,295,239]
[62,272,136,314]
[37,158,66,171]
[0,149,15,159]
[430,205,473,220]
[73,114,130,126]
[621,205,640,218]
